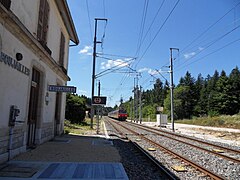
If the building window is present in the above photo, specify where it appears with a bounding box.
[0,0,11,10]
[59,32,66,74]
[37,0,49,46]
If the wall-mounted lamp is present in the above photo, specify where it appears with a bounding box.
[16,53,23,61]
[45,92,49,105]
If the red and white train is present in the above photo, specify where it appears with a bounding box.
[108,109,128,121]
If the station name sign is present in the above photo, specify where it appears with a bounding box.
[92,96,107,105]
[0,52,30,76]
[48,85,76,93]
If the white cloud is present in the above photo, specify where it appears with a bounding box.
[138,67,163,75]
[79,46,92,55]
[138,67,150,73]
[78,89,87,95]
[101,59,130,70]
[184,52,196,59]
[148,69,158,75]
[184,47,204,59]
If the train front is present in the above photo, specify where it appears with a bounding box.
[118,109,128,121]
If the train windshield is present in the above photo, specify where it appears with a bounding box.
[119,109,127,114]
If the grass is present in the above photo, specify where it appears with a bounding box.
[64,118,97,135]
[175,114,240,129]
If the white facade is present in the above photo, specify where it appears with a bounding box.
[0,0,79,163]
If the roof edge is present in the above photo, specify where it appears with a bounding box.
[55,0,79,45]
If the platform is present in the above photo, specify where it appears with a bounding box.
[0,161,128,179]
[0,134,128,179]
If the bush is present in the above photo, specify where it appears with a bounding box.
[208,110,219,117]
[65,104,86,124]
[65,93,87,124]
[64,129,70,134]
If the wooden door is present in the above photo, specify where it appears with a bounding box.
[27,68,40,148]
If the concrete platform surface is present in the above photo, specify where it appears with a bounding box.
[0,161,128,180]
[0,134,128,179]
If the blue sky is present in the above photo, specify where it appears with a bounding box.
[66,0,240,107]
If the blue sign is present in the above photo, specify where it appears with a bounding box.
[48,85,76,93]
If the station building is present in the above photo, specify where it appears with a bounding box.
[0,0,79,163]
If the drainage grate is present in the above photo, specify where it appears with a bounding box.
[0,164,38,178]
[50,139,71,143]
[92,139,113,146]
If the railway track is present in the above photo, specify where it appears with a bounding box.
[105,118,179,180]
[105,117,240,179]
[126,121,240,163]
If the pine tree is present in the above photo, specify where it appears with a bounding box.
[177,71,196,119]
[153,78,164,106]
[228,66,240,114]
[194,74,205,116]
[214,70,231,115]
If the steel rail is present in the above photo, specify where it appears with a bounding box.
[128,121,240,154]
[110,119,225,180]
[126,122,240,163]
[105,118,179,180]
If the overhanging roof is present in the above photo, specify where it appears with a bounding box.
[55,0,79,45]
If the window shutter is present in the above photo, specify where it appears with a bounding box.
[37,0,49,44]
[42,0,49,43]
[37,0,44,41]
[59,32,65,66]
[0,0,11,10]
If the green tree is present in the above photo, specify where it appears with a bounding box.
[142,105,156,120]
[214,70,231,115]
[193,74,205,116]
[196,80,209,116]
[65,93,86,124]
[153,78,164,105]
[177,71,196,119]
[228,66,240,114]
[164,87,187,119]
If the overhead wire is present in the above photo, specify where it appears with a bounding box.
[101,20,108,50]
[134,0,180,69]
[103,0,106,18]
[142,1,240,77]
[175,24,240,70]
[111,0,149,103]
[135,0,149,58]
[135,0,166,58]
[115,0,172,102]
[95,56,135,78]
[181,1,240,53]
[110,0,149,101]
[85,0,93,39]
[96,53,136,59]
[113,0,166,104]
[175,38,240,72]
[172,2,240,71]
[119,0,178,102]
[109,1,239,105]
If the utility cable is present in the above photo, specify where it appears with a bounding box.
[95,57,135,78]
[136,0,165,57]
[135,0,149,58]
[181,1,240,53]
[176,38,240,72]
[85,0,93,39]
[103,0,106,18]
[101,20,108,50]
[175,24,240,70]
[134,0,180,68]
[96,53,136,59]
[157,2,240,72]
